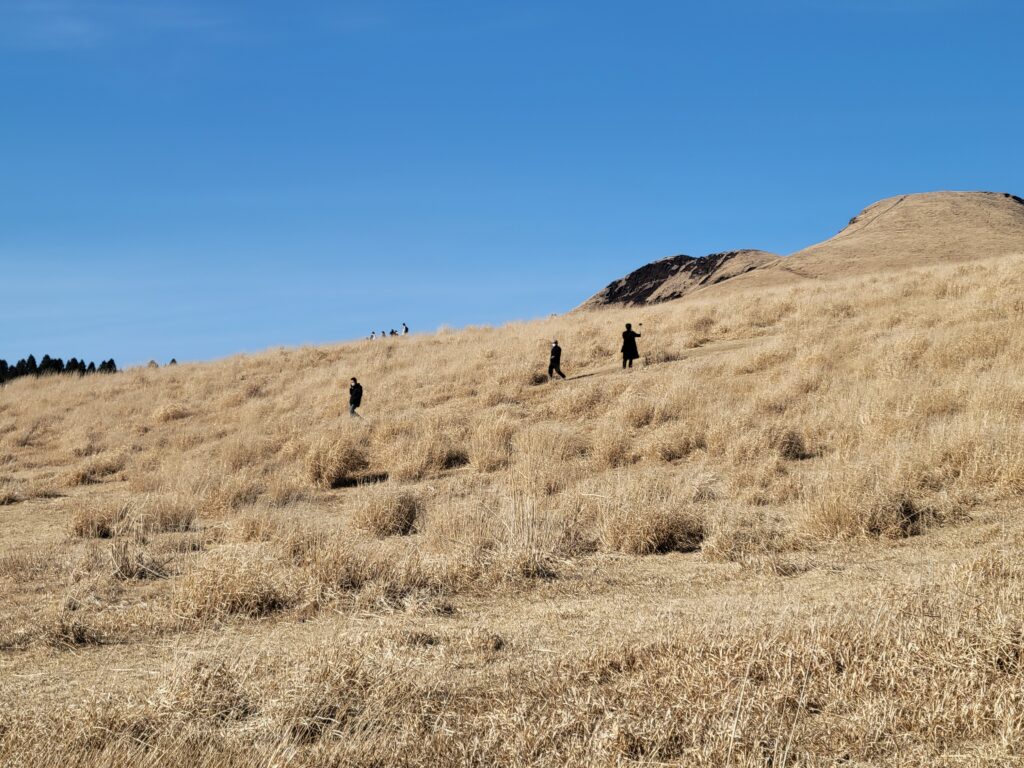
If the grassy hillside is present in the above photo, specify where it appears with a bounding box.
[3,253,1024,766]
[581,249,780,308]
[585,191,1024,306]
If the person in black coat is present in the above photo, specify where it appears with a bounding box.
[348,377,363,417]
[621,323,641,368]
[548,340,566,380]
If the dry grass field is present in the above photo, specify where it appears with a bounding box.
[3,251,1024,766]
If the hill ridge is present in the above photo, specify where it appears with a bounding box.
[584,190,1024,307]
[581,249,780,308]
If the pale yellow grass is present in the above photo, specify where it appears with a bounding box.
[2,254,1024,765]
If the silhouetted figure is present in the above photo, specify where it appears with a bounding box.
[548,340,566,380]
[348,377,363,417]
[390,329,398,337]
[621,323,641,369]
[370,331,376,340]
[402,323,409,335]
[381,330,387,339]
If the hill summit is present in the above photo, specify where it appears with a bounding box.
[584,191,1024,307]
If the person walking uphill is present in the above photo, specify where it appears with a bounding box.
[549,340,566,380]
[348,377,363,418]
[621,323,641,369]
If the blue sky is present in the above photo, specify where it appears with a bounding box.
[2,0,1022,365]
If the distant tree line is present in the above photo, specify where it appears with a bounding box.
[0,355,118,384]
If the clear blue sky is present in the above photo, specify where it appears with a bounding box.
[2,0,1022,365]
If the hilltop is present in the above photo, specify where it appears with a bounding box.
[586,190,1024,306]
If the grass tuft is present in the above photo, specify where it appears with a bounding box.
[306,433,370,488]
[351,485,422,537]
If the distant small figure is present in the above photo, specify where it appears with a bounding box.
[381,330,387,339]
[370,331,376,340]
[348,377,363,418]
[168,358,178,366]
[621,323,641,369]
[147,360,159,369]
[390,329,398,337]
[548,340,566,380]
[402,322,409,335]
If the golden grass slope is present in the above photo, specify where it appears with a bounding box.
[3,253,1024,765]
[588,190,1024,304]
[719,190,1024,296]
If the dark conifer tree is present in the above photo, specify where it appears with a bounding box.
[1,354,116,382]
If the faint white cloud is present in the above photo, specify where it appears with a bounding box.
[0,0,221,49]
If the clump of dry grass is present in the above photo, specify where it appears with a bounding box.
[11,416,50,448]
[483,547,559,582]
[159,657,255,722]
[265,472,310,507]
[773,427,813,460]
[173,548,302,619]
[645,422,708,462]
[153,403,190,423]
[467,627,506,656]
[0,484,19,505]
[305,432,371,488]
[302,541,467,607]
[0,545,69,581]
[66,453,125,486]
[273,653,376,745]
[469,415,515,472]
[598,502,706,555]
[202,470,264,514]
[701,507,790,562]
[232,508,292,543]
[590,422,635,470]
[69,495,196,539]
[70,499,132,538]
[801,458,945,539]
[386,427,470,482]
[593,472,707,555]
[109,540,168,580]
[351,484,422,537]
[219,436,277,472]
[42,606,103,648]
[136,493,197,533]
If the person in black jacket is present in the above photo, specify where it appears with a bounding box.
[621,323,641,369]
[348,377,363,417]
[548,340,566,380]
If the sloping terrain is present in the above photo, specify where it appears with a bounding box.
[783,190,1024,279]
[586,191,1024,306]
[4,252,1024,766]
[581,249,780,308]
